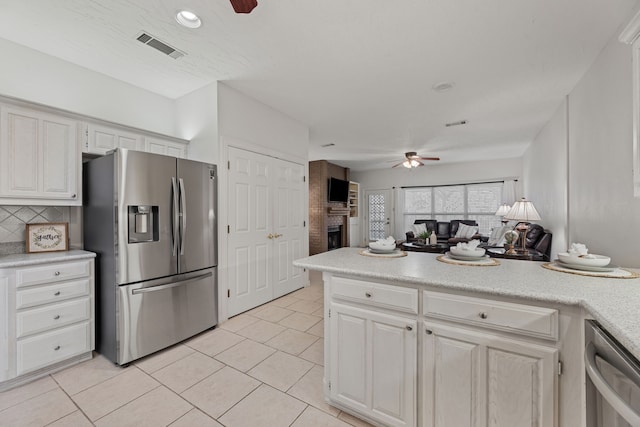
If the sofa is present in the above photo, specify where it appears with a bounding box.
[483,223,553,261]
[405,219,483,245]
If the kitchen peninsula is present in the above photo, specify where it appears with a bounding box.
[294,248,640,427]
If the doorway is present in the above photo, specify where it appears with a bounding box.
[364,189,393,243]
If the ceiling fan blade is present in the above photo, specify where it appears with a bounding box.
[418,157,440,161]
[230,0,258,13]
[391,161,405,168]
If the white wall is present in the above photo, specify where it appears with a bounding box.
[565,31,640,267]
[351,157,523,239]
[175,83,219,164]
[0,37,176,136]
[218,83,309,160]
[522,100,568,259]
[521,24,640,267]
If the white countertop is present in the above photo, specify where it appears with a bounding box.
[0,250,96,268]
[294,248,640,360]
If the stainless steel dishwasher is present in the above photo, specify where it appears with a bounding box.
[585,320,640,427]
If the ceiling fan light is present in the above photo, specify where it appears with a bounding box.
[402,160,412,168]
[410,159,420,168]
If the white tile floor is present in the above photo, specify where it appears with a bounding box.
[0,271,374,427]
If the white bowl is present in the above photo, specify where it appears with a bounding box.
[449,246,486,257]
[557,252,611,267]
[369,241,396,252]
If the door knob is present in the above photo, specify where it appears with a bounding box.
[274,233,283,238]
[479,312,488,319]
[405,325,413,331]
[267,234,274,239]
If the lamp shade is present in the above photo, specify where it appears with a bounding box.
[504,198,541,221]
[495,203,511,216]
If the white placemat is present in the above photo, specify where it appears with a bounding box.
[542,262,639,279]
[437,254,500,267]
[359,249,407,258]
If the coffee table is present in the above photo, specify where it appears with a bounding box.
[402,242,450,253]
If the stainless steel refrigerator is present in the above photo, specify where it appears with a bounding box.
[83,149,217,365]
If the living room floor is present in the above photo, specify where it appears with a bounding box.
[0,271,372,427]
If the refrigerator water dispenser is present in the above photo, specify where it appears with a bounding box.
[128,205,159,243]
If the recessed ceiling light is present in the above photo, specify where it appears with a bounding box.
[432,82,455,92]
[175,10,202,29]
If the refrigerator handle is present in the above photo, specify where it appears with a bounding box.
[179,178,186,256]
[171,177,179,256]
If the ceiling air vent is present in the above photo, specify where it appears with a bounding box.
[136,32,185,59]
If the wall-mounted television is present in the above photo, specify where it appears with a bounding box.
[328,177,349,202]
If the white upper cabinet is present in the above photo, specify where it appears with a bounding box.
[0,104,80,205]
[84,123,143,155]
[144,136,187,158]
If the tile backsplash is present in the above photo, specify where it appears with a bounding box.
[0,206,70,254]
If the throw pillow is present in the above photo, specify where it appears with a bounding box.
[454,223,477,239]
[412,222,427,236]
[488,225,511,246]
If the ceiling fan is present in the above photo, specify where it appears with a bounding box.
[230,0,258,13]
[391,152,440,168]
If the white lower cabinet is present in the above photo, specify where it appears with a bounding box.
[329,302,417,427]
[0,254,95,391]
[422,321,557,427]
[325,274,561,427]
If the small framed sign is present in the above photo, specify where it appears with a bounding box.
[25,223,69,253]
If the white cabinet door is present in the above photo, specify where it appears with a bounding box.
[144,136,187,158]
[330,302,416,427]
[0,105,79,204]
[423,321,557,427]
[227,147,306,316]
[85,123,143,155]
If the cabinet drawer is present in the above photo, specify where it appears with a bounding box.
[16,279,90,309]
[17,298,91,338]
[17,322,91,375]
[331,276,418,314]
[423,292,558,340]
[15,261,91,288]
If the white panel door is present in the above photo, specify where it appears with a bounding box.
[423,321,557,427]
[330,302,416,427]
[227,147,306,316]
[272,159,305,298]
[227,147,274,316]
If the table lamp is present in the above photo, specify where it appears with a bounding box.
[494,204,511,225]
[504,198,541,255]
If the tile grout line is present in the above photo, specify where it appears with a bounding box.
[47,374,95,426]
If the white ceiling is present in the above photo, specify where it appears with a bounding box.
[0,0,636,170]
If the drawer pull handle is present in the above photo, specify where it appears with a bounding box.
[54,271,61,276]
[54,291,61,296]
[53,315,61,320]
[405,325,413,331]
[479,312,488,319]
[54,345,61,351]
[425,329,433,335]
[365,292,372,298]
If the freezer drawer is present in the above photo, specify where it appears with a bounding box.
[117,268,217,365]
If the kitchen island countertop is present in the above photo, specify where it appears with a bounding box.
[294,248,640,360]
